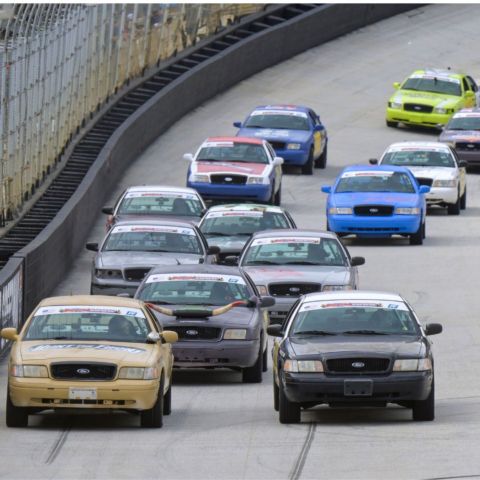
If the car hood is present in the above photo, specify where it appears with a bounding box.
[114,214,201,226]
[237,127,310,144]
[206,235,250,253]
[96,251,202,268]
[440,130,480,143]
[405,166,456,180]
[18,340,154,363]
[194,161,270,176]
[393,90,459,108]
[331,192,420,207]
[243,265,350,285]
[290,335,423,357]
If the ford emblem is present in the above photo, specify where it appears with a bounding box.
[225,177,232,182]
[289,287,300,293]
[351,362,365,369]
[414,106,421,111]
[467,144,475,149]
[186,329,199,336]
[369,208,379,213]
[77,368,90,375]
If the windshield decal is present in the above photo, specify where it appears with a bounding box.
[145,273,246,285]
[28,344,145,354]
[410,73,460,84]
[206,211,264,218]
[300,301,409,312]
[34,306,146,317]
[124,192,196,199]
[251,109,308,118]
[111,225,196,235]
[251,237,320,246]
[341,171,394,178]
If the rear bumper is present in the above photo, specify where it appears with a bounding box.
[188,182,272,202]
[274,149,309,166]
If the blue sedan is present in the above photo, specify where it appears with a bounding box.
[321,165,430,245]
[233,105,327,175]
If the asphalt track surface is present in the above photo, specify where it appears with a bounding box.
[2,5,480,480]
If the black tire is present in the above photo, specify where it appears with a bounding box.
[422,221,426,239]
[409,222,424,245]
[447,193,461,215]
[242,343,263,383]
[301,149,314,175]
[274,184,282,206]
[315,144,327,169]
[386,120,398,128]
[140,376,164,428]
[273,380,279,412]
[279,379,300,424]
[412,380,435,421]
[460,187,467,210]
[262,344,268,372]
[6,390,28,428]
[268,188,276,206]
[163,383,171,416]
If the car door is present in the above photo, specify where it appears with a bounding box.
[451,147,466,196]
[266,142,282,193]
[462,77,476,108]
[466,76,479,106]
[308,110,323,158]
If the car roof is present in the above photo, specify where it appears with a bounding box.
[411,68,464,80]
[112,219,197,228]
[452,107,480,117]
[145,264,244,277]
[301,290,405,303]
[250,229,337,240]
[38,295,145,308]
[384,141,451,151]
[123,185,200,195]
[251,104,310,113]
[204,136,264,145]
[205,203,285,214]
[342,164,412,174]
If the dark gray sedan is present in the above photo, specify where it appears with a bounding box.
[135,264,275,383]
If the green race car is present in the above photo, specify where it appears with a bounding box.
[386,69,478,129]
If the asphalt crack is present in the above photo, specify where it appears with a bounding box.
[45,426,71,465]
[289,423,316,480]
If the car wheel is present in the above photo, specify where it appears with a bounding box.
[242,343,263,383]
[274,184,282,206]
[412,379,435,421]
[460,187,467,210]
[140,376,164,428]
[386,120,398,128]
[409,222,424,245]
[279,378,300,424]
[301,149,314,175]
[447,193,461,215]
[163,383,172,416]
[315,143,327,169]
[273,380,279,412]
[6,390,28,428]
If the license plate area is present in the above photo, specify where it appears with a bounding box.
[69,388,97,400]
[344,380,373,397]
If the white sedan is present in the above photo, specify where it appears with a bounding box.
[371,141,467,215]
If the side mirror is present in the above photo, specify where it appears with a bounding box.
[1,327,19,341]
[393,82,400,89]
[465,91,475,98]
[85,242,99,252]
[259,296,275,308]
[273,157,284,166]
[161,330,178,344]
[369,158,378,165]
[425,323,442,336]
[146,331,161,343]
[350,256,365,267]
[183,153,194,162]
[314,124,325,131]
[458,160,468,168]
[267,324,283,337]
[419,185,431,194]
[200,208,208,217]
[223,255,238,266]
[207,245,220,255]
[321,185,331,194]
[233,121,242,128]
[102,206,114,215]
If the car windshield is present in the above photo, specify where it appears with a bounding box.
[201,211,290,236]
[23,307,151,343]
[136,275,251,305]
[103,227,203,254]
[244,111,310,131]
[382,149,455,168]
[402,76,461,96]
[117,195,203,217]
[446,115,480,131]
[243,237,347,267]
[335,171,416,193]
[291,302,418,336]
[197,143,268,164]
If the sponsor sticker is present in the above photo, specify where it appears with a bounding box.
[410,73,460,84]
[145,274,246,285]
[453,112,480,118]
[387,146,449,153]
[251,109,308,118]
[341,171,394,178]
[124,191,196,199]
[300,301,408,312]
[251,237,320,246]
[28,344,145,354]
[111,225,195,235]
[206,211,264,219]
[34,306,146,317]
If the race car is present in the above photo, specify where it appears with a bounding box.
[439,108,480,167]
[321,165,430,245]
[198,203,297,264]
[267,290,442,424]
[0,295,178,428]
[371,141,467,215]
[86,220,220,296]
[101,185,206,231]
[135,264,275,383]
[184,137,283,204]
[233,104,328,174]
[386,69,478,129]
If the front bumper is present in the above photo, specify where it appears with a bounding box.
[91,280,139,296]
[425,186,458,206]
[386,108,451,128]
[9,377,160,410]
[172,339,260,368]
[282,371,433,404]
[328,214,422,237]
[274,149,309,166]
[454,148,480,166]
[188,182,272,203]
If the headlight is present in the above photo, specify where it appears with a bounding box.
[190,174,210,183]
[286,143,302,150]
[11,364,49,378]
[118,367,159,380]
[95,269,123,279]
[247,176,268,185]
[223,329,247,340]
[322,285,353,292]
[432,179,457,188]
[257,285,268,295]
[284,359,324,373]
[393,358,432,372]
[395,207,420,215]
[328,207,352,215]
[388,101,402,110]
[433,107,453,115]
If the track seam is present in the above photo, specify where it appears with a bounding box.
[45,426,71,465]
[289,423,316,480]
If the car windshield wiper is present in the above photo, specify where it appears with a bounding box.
[197,158,222,162]
[234,232,253,236]
[342,330,389,335]
[143,300,172,305]
[245,260,279,265]
[204,232,230,236]
[285,261,326,266]
[293,330,337,336]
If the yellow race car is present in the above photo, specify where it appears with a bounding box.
[386,69,478,129]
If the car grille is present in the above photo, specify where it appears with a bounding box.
[326,357,390,374]
[455,142,480,151]
[416,177,433,187]
[403,103,433,113]
[50,363,116,380]
[210,174,247,185]
[269,141,286,150]
[124,268,151,282]
[353,205,394,216]
[269,283,321,297]
[268,310,288,325]
[348,227,399,232]
[168,326,222,341]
